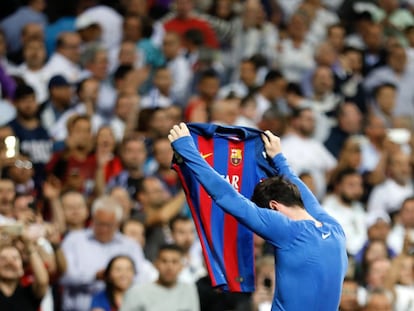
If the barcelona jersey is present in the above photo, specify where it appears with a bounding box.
[173,123,278,292]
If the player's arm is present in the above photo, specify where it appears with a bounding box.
[169,123,296,247]
[262,131,332,221]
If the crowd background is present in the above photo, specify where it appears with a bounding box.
[0,0,414,310]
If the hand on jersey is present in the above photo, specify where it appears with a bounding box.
[261,130,282,159]
[168,122,191,143]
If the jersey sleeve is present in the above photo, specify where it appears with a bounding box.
[172,136,296,248]
[272,153,338,224]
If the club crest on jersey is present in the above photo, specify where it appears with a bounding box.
[230,148,242,166]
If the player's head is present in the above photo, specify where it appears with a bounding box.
[251,176,304,211]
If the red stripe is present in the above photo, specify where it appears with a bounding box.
[197,136,214,247]
[173,163,217,285]
[223,140,243,291]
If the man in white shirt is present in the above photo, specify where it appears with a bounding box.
[162,31,192,105]
[367,151,413,215]
[323,168,367,256]
[282,106,337,199]
[60,195,152,311]
[44,32,82,84]
[15,38,49,103]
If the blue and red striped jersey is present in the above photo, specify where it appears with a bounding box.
[172,123,278,292]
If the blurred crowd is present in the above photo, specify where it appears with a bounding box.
[0,0,414,310]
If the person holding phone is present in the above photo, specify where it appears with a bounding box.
[168,123,348,311]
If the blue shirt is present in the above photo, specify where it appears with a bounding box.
[172,135,348,311]
[90,290,112,311]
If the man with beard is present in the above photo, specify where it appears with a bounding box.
[323,168,367,256]
[281,106,337,200]
[135,176,185,261]
[8,84,52,189]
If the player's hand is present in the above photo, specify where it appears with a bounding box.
[261,130,282,158]
[168,123,190,143]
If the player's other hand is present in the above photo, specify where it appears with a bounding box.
[168,122,190,143]
[262,130,282,158]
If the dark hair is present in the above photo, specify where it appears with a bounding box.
[157,243,184,257]
[199,68,219,81]
[169,214,192,232]
[264,70,283,84]
[332,168,360,186]
[113,65,134,81]
[13,83,35,101]
[251,175,304,209]
[373,83,397,99]
[104,255,136,309]
[183,29,204,46]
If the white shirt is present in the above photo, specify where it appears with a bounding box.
[367,178,414,214]
[50,104,104,141]
[15,64,49,103]
[60,229,153,311]
[323,194,367,255]
[77,5,122,54]
[141,88,173,109]
[394,284,414,310]
[167,54,192,105]
[44,53,82,84]
[281,133,337,199]
[276,39,315,83]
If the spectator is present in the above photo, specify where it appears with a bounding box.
[140,66,174,109]
[161,31,192,105]
[121,243,200,311]
[135,176,185,261]
[0,0,47,55]
[50,77,102,142]
[251,255,275,311]
[7,83,52,189]
[44,32,82,84]
[170,215,205,283]
[362,289,393,311]
[0,242,49,311]
[59,195,151,311]
[40,75,74,136]
[339,277,362,311]
[185,68,220,123]
[90,255,136,311]
[94,126,123,196]
[0,178,16,222]
[276,10,315,83]
[281,106,337,199]
[46,115,96,198]
[323,168,367,256]
[162,0,219,49]
[14,37,48,103]
[254,70,288,123]
[370,83,397,129]
[354,211,396,264]
[367,151,413,215]
[384,254,414,310]
[106,134,147,200]
[324,102,363,158]
[81,43,115,118]
[151,137,181,195]
[388,196,414,254]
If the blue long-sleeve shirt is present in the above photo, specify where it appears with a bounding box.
[172,136,348,311]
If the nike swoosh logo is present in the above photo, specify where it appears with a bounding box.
[201,153,213,159]
[322,232,331,240]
